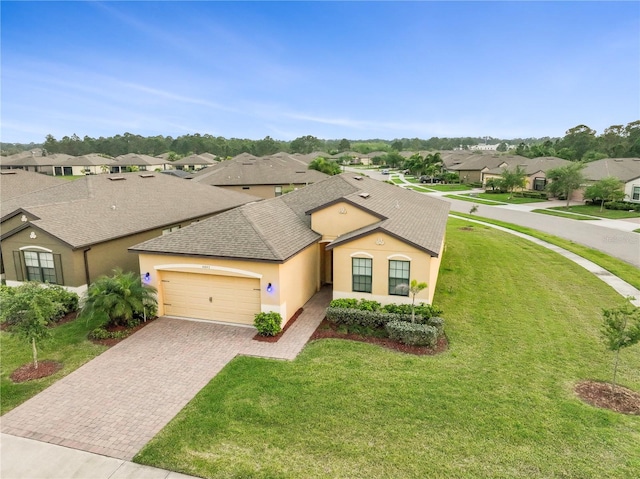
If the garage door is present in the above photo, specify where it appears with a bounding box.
[160,271,261,325]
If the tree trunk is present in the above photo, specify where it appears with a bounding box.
[600,200,604,212]
[565,194,571,209]
[611,348,620,395]
[32,337,38,370]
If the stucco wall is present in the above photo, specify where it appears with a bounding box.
[331,231,438,305]
[310,201,380,240]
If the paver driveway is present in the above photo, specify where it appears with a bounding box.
[1,287,331,461]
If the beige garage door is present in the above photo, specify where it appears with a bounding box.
[161,271,261,325]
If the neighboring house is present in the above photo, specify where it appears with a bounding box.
[580,157,640,203]
[0,152,73,175]
[1,172,258,293]
[110,153,173,173]
[130,174,450,327]
[53,154,116,176]
[481,157,571,191]
[190,152,328,199]
[446,154,526,183]
[171,153,218,171]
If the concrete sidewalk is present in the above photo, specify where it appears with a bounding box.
[0,434,196,479]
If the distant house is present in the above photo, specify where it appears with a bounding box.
[171,153,218,171]
[110,153,173,173]
[1,172,258,293]
[481,157,571,191]
[581,158,640,203]
[0,151,74,175]
[446,154,518,184]
[190,152,328,199]
[53,154,116,176]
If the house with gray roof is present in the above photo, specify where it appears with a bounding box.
[481,156,571,191]
[1,172,258,293]
[130,173,450,327]
[189,152,329,199]
[171,153,218,171]
[110,153,173,173]
[582,157,640,202]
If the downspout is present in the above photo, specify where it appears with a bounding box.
[83,248,91,286]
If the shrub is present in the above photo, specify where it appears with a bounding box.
[88,327,130,340]
[385,321,438,347]
[382,303,443,319]
[427,317,445,336]
[41,285,79,320]
[325,307,395,328]
[329,298,381,311]
[604,201,640,212]
[254,312,282,336]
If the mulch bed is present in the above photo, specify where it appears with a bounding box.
[11,360,62,383]
[253,308,304,342]
[89,317,158,347]
[575,380,640,415]
[309,319,448,355]
[49,310,78,327]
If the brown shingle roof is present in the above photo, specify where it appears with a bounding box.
[483,156,571,175]
[1,173,259,248]
[189,153,328,186]
[0,170,67,201]
[131,173,450,261]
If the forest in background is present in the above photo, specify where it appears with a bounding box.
[2,121,638,162]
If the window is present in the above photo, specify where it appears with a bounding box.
[275,186,283,197]
[352,257,372,293]
[389,260,410,296]
[24,251,57,283]
[533,177,546,191]
[633,186,640,201]
[162,225,180,235]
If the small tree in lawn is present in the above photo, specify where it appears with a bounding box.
[469,204,479,216]
[601,302,640,394]
[500,166,527,199]
[409,279,428,323]
[0,283,64,369]
[546,162,586,208]
[584,176,625,212]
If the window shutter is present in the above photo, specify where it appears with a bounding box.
[53,253,64,285]
[12,251,25,281]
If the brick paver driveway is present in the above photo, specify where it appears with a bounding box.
[1,287,330,461]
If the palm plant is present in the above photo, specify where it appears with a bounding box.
[80,269,157,328]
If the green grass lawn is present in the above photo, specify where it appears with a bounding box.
[548,204,640,219]
[444,194,506,205]
[0,317,106,414]
[452,212,640,291]
[532,209,599,220]
[463,192,545,204]
[406,185,436,193]
[135,219,640,479]
[427,183,470,192]
[390,177,405,184]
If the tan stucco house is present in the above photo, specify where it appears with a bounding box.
[1,172,258,293]
[189,152,328,199]
[481,157,571,191]
[130,174,450,327]
[580,158,640,203]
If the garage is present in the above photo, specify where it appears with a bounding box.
[160,271,261,325]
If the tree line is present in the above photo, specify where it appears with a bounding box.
[1,121,637,160]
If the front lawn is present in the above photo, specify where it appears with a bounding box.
[548,204,640,219]
[1,318,107,414]
[444,194,506,205]
[427,183,470,192]
[533,209,599,220]
[135,219,640,478]
[463,192,545,204]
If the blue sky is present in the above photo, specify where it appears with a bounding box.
[1,1,638,143]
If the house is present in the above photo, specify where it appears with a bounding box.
[581,158,640,202]
[481,157,571,191]
[0,151,74,175]
[171,153,218,171]
[445,154,521,183]
[189,152,328,199]
[130,174,450,327]
[1,172,258,293]
[53,154,116,176]
[110,153,173,173]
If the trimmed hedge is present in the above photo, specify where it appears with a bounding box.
[385,321,438,347]
[604,201,640,212]
[329,298,381,311]
[382,303,443,319]
[326,307,393,329]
